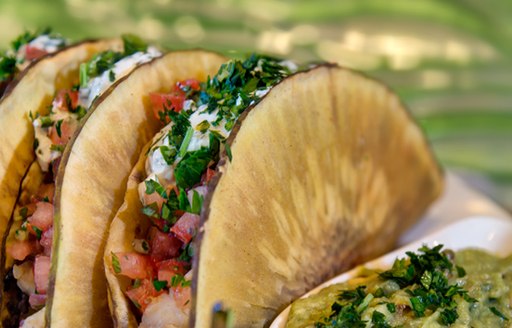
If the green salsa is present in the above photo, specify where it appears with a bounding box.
[286,246,512,328]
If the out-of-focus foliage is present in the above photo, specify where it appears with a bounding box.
[0,0,511,210]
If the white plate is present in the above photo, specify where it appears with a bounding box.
[270,216,512,327]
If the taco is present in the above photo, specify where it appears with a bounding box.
[103,54,443,327]
[0,34,163,327]
[46,50,226,327]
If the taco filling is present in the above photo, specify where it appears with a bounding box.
[110,55,298,326]
[4,35,161,322]
[0,28,67,95]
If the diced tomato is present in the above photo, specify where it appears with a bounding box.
[52,90,79,111]
[172,285,191,309]
[156,259,189,285]
[28,293,47,308]
[40,227,53,256]
[49,120,77,146]
[113,252,153,280]
[170,213,200,244]
[125,279,162,312]
[176,79,201,91]
[149,92,185,120]
[141,190,166,212]
[31,184,55,203]
[148,227,182,262]
[34,255,50,294]
[28,202,53,232]
[25,45,47,61]
[7,240,38,261]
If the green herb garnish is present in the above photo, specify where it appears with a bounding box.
[111,252,121,274]
[152,280,167,292]
[490,306,509,321]
[174,148,212,189]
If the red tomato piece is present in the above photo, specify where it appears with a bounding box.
[125,279,162,312]
[170,213,200,244]
[172,285,191,309]
[49,120,77,146]
[156,259,189,285]
[176,79,201,91]
[34,255,51,294]
[114,252,153,280]
[53,90,79,111]
[149,92,185,120]
[40,227,53,256]
[28,293,47,308]
[24,45,48,61]
[141,190,166,212]
[6,240,38,261]
[28,202,53,232]
[148,227,182,262]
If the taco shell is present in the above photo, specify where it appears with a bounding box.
[48,50,227,327]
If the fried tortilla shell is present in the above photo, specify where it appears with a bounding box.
[49,51,227,327]
[191,65,443,327]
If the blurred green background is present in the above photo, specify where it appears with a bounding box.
[1,0,511,211]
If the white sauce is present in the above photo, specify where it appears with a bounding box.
[79,46,162,108]
[27,35,66,54]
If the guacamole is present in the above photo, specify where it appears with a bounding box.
[286,246,512,327]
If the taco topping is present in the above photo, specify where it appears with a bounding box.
[0,28,67,88]
[6,35,161,315]
[32,35,161,172]
[110,55,299,323]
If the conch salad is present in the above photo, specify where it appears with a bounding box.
[286,245,512,328]
[0,28,67,95]
[110,55,298,326]
[5,35,161,320]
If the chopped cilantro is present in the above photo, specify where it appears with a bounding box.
[75,105,87,120]
[108,70,115,82]
[190,190,204,215]
[170,274,191,288]
[178,187,190,211]
[32,226,42,240]
[175,148,212,189]
[111,252,121,274]
[490,306,509,321]
[152,279,167,292]
[410,296,426,317]
[141,203,159,218]
[144,179,167,198]
[0,55,16,82]
[159,145,177,165]
[371,310,390,328]
[19,207,28,219]
[439,308,458,325]
[55,119,63,137]
[178,243,194,262]
[122,34,148,56]
[40,116,53,128]
[385,302,396,313]
[456,266,466,278]
[50,144,65,152]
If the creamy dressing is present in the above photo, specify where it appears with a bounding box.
[79,47,161,108]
